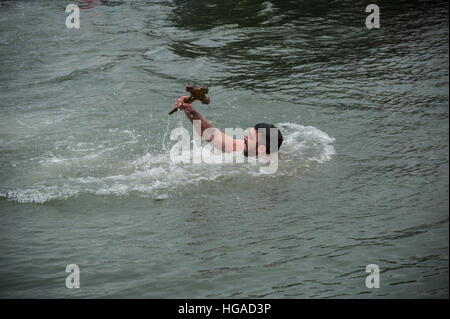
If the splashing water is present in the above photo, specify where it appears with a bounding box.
[0,122,334,204]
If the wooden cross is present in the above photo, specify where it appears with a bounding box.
[168,84,210,115]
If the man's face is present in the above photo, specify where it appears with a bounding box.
[244,128,258,157]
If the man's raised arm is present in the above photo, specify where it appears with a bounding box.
[174,96,244,153]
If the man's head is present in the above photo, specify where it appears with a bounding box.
[244,123,283,157]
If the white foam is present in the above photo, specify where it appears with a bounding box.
[277,122,336,163]
[2,122,335,203]
[4,185,81,204]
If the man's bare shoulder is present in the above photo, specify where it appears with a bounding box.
[221,133,244,153]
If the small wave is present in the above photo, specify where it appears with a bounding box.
[257,1,276,17]
[1,122,335,204]
[48,58,123,83]
[2,185,81,204]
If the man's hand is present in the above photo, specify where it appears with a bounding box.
[173,95,245,153]
[175,96,193,112]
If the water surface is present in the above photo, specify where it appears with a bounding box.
[0,0,448,298]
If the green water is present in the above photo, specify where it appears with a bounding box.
[0,0,448,298]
